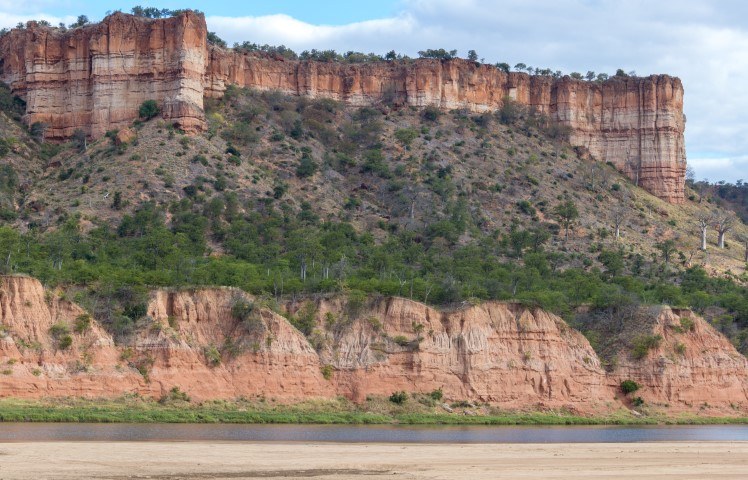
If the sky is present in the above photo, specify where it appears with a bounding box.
[2,0,747,183]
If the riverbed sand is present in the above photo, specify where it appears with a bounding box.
[0,442,747,479]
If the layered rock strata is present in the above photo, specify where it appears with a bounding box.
[1,275,746,414]
[0,12,686,201]
[0,12,206,139]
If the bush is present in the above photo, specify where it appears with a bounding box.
[393,335,410,346]
[204,345,221,367]
[422,105,441,122]
[296,157,318,178]
[58,334,73,350]
[631,334,662,360]
[138,100,159,120]
[679,317,695,332]
[160,386,190,404]
[320,364,334,380]
[620,379,640,395]
[49,323,70,339]
[389,391,408,404]
[429,388,443,401]
[394,128,419,146]
[73,314,92,334]
[231,298,255,322]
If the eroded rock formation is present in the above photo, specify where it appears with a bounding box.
[0,12,206,139]
[1,275,746,414]
[0,12,686,202]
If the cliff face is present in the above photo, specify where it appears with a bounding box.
[0,12,206,139]
[0,13,686,202]
[1,276,746,414]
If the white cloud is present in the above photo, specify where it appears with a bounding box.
[206,14,417,52]
[689,155,748,183]
[0,12,75,29]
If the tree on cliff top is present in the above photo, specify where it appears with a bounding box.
[131,6,171,18]
[69,15,89,29]
[207,32,227,48]
[417,49,457,60]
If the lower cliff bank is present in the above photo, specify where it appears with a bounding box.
[1,275,747,419]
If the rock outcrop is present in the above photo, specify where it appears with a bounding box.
[0,12,686,202]
[1,275,746,414]
[0,12,207,139]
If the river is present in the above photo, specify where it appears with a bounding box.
[2,423,748,443]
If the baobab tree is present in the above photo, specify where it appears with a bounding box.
[696,212,714,250]
[714,213,735,249]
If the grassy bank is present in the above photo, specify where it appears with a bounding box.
[1,396,748,425]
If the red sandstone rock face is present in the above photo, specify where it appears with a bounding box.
[0,13,685,202]
[0,12,207,139]
[612,308,748,409]
[2,276,745,413]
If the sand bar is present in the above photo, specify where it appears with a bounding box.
[0,441,747,479]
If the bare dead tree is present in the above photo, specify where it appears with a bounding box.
[611,205,628,240]
[714,213,735,249]
[738,233,748,264]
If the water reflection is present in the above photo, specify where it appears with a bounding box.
[1,423,748,443]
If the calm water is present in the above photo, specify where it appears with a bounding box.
[1,423,748,443]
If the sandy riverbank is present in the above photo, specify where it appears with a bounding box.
[1,442,748,479]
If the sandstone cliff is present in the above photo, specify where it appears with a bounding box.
[0,12,686,202]
[1,276,746,414]
[0,12,206,138]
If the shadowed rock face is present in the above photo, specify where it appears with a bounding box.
[0,12,685,202]
[1,276,746,414]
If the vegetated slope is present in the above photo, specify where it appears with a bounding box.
[0,85,747,355]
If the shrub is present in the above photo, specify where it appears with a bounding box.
[516,200,536,216]
[631,334,662,360]
[231,298,255,322]
[204,345,221,367]
[389,391,408,404]
[679,317,695,332]
[429,388,443,401]
[422,105,440,122]
[393,335,410,346]
[321,364,334,380]
[73,314,92,334]
[160,386,190,404]
[632,396,644,407]
[394,128,419,146]
[138,100,159,120]
[49,323,70,339]
[620,379,640,395]
[296,157,318,178]
[58,334,73,350]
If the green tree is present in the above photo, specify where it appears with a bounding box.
[69,15,89,28]
[138,100,159,120]
[655,239,677,265]
[553,200,579,242]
